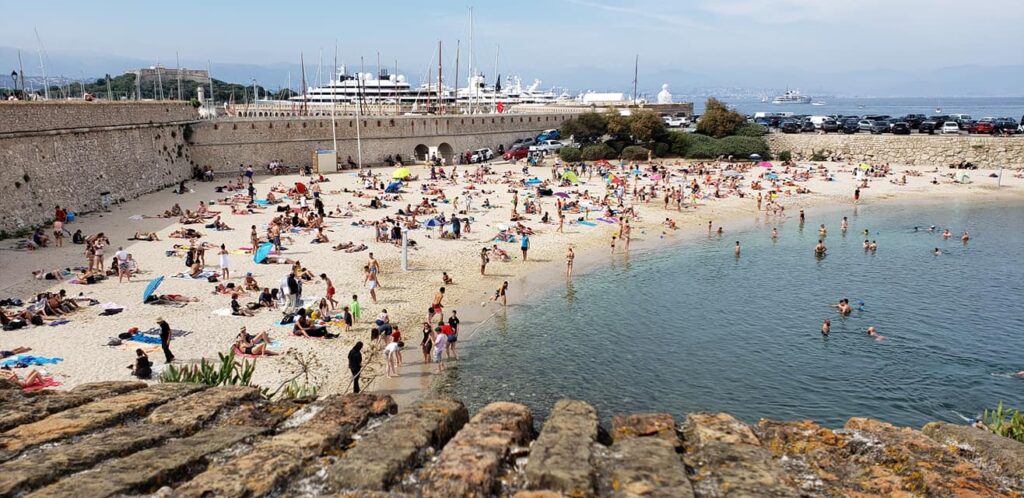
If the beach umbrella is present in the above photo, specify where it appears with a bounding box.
[561,171,579,183]
[142,275,164,303]
[749,153,761,160]
[253,242,274,263]
[392,167,411,180]
[859,163,872,171]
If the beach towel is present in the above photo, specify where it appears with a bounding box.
[212,308,249,318]
[1,355,64,368]
[22,377,62,392]
[577,221,597,227]
[597,217,618,224]
[128,334,163,344]
[171,271,216,280]
[129,215,144,220]
[48,319,72,326]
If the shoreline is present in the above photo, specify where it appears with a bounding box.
[1,159,1021,401]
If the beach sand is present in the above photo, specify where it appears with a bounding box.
[2,159,1021,404]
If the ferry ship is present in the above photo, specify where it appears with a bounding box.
[771,89,812,104]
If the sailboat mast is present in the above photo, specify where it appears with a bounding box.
[331,42,338,162]
[176,51,183,100]
[300,52,307,116]
[17,50,26,97]
[454,40,460,115]
[469,6,475,114]
[437,40,443,114]
[493,44,499,113]
[34,28,49,100]
[632,54,638,106]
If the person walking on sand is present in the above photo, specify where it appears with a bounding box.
[364,265,379,304]
[854,187,861,204]
[446,310,460,360]
[321,273,337,309]
[53,218,64,247]
[350,294,361,322]
[566,246,575,277]
[348,341,363,393]
[432,326,448,373]
[520,234,530,261]
[430,287,445,323]
[367,253,381,285]
[157,317,174,363]
[250,225,258,254]
[218,244,230,280]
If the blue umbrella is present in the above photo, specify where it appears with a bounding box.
[253,242,274,263]
[142,275,164,303]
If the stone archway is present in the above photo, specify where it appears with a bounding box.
[414,144,429,162]
[437,142,454,164]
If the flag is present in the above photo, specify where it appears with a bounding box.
[496,102,505,113]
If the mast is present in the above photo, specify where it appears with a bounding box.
[376,51,381,115]
[454,40,460,115]
[176,51,183,100]
[106,74,112,100]
[437,40,442,114]
[632,54,638,106]
[156,64,163,100]
[469,7,475,114]
[356,56,363,168]
[493,44,499,113]
[331,41,338,163]
[34,28,49,100]
[17,50,25,97]
[300,52,307,116]
[394,58,399,115]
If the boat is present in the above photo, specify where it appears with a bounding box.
[290,66,448,107]
[811,101,826,106]
[771,89,812,104]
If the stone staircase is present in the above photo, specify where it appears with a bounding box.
[1,381,1021,497]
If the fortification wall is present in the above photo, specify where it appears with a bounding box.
[767,133,1024,167]
[0,102,199,233]
[187,113,572,170]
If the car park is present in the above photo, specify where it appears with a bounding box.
[780,120,801,133]
[820,118,840,133]
[801,120,816,132]
[869,121,890,134]
[941,122,960,134]
[841,119,859,134]
[992,118,1019,134]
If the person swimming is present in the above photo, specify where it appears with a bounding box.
[815,240,827,256]
[821,319,830,336]
[934,247,942,256]
[771,227,778,239]
[961,231,970,242]
[867,326,885,340]
[943,229,952,239]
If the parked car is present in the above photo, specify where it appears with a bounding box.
[841,119,859,134]
[869,121,891,134]
[857,120,874,131]
[471,148,494,163]
[780,121,801,134]
[993,118,1020,134]
[663,116,690,127]
[890,122,911,135]
[919,121,938,134]
[969,121,994,134]
[902,114,926,129]
[800,120,816,132]
[820,118,840,133]
[535,129,560,142]
[941,121,960,134]
[502,146,529,161]
[529,140,565,153]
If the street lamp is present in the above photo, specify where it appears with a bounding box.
[10,70,17,92]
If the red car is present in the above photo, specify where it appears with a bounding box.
[970,121,994,134]
[503,146,529,161]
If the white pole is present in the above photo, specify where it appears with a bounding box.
[332,42,339,170]
[998,168,1003,187]
[401,228,409,271]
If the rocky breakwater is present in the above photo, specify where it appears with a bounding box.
[1,379,1022,497]
[767,133,1024,168]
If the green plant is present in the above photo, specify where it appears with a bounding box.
[580,143,616,161]
[559,146,582,162]
[715,136,770,158]
[734,123,768,137]
[777,150,792,162]
[628,110,668,142]
[653,142,671,158]
[620,145,651,160]
[981,402,1024,443]
[810,149,828,161]
[560,112,608,144]
[159,351,266,397]
[696,98,746,138]
[281,380,319,400]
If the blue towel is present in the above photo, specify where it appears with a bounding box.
[128,334,163,344]
[577,220,597,227]
[0,355,64,367]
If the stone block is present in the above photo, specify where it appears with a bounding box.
[524,399,599,496]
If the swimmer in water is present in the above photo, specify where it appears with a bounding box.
[833,298,851,316]
[862,228,869,236]
[934,247,941,256]
[841,217,848,231]
[913,226,919,232]
[869,240,878,253]
[717,226,724,236]
[771,227,778,239]
[815,239,827,256]
[863,239,871,250]
[819,224,828,236]
[867,326,884,340]
[943,229,952,239]
[928,225,936,232]
[1015,371,1024,378]
[734,241,741,255]
[821,319,830,336]
[961,231,970,242]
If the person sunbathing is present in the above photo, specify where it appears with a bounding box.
[129,232,161,241]
[490,245,511,262]
[32,268,70,280]
[206,217,232,231]
[343,243,368,253]
[235,328,274,356]
[1,369,45,388]
[230,294,254,316]
[188,262,204,278]
[169,228,202,239]
[179,210,205,224]
[0,346,31,358]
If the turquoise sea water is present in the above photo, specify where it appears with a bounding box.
[442,200,1024,428]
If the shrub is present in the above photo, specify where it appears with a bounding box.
[777,150,792,162]
[580,143,616,161]
[715,136,770,158]
[653,142,671,158]
[560,112,608,144]
[696,98,746,138]
[981,402,1024,443]
[734,123,767,137]
[604,139,630,153]
[620,146,650,160]
[810,149,828,161]
[665,131,768,159]
[559,146,582,162]
[668,132,714,157]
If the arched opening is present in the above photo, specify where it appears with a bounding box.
[414,144,429,162]
[437,142,454,164]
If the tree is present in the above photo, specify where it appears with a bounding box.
[605,111,630,141]
[629,110,667,143]
[560,112,607,144]
[696,98,746,138]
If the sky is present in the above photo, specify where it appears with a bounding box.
[2,0,1023,95]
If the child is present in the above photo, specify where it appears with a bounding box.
[350,294,361,322]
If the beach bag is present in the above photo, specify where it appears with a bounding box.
[280,312,296,325]
[207,276,219,283]
[246,302,261,310]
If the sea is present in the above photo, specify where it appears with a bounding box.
[689,96,1024,119]
[441,200,1024,428]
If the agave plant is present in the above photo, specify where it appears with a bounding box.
[981,402,1024,443]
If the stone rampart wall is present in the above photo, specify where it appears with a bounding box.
[0,101,198,135]
[767,133,1024,167]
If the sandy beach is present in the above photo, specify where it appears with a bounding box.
[2,158,1021,403]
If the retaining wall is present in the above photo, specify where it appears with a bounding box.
[767,133,1024,167]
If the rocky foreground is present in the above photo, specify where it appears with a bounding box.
[0,381,1021,497]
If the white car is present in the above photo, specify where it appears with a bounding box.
[941,121,961,134]
[471,148,494,163]
[529,140,565,153]
[662,116,690,127]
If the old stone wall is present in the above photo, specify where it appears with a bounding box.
[767,133,1024,167]
[0,102,199,233]
[187,113,572,171]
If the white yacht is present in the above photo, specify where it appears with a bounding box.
[771,89,812,104]
[290,66,450,106]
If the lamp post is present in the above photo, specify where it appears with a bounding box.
[10,70,18,94]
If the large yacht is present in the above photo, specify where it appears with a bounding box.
[290,67,449,106]
[771,89,812,104]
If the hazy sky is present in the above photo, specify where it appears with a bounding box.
[3,1,1022,85]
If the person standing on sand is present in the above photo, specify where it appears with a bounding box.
[611,236,616,254]
[218,244,230,280]
[557,210,565,233]
[493,281,509,306]
[321,273,337,310]
[708,220,713,235]
[348,342,363,393]
[53,218,64,247]
[447,310,460,360]
[854,187,861,204]
[250,225,258,254]
[350,295,361,322]
[521,234,530,261]
[367,253,381,285]
[364,265,379,304]
[430,287,445,323]
[432,326,448,373]
[566,247,575,277]
[799,209,805,224]
[157,317,174,363]
[480,247,489,276]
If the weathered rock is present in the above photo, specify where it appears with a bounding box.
[601,438,693,498]
[145,385,259,430]
[420,401,534,498]
[611,412,680,448]
[26,425,267,498]
[922,421,1024,486]
[0,383,204,459]
[328,398,468,492]
[0,424,179,496]
[0,381,146,432]
[524,399,600,496]
[172,394,396,498]
[683,413,798,497]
